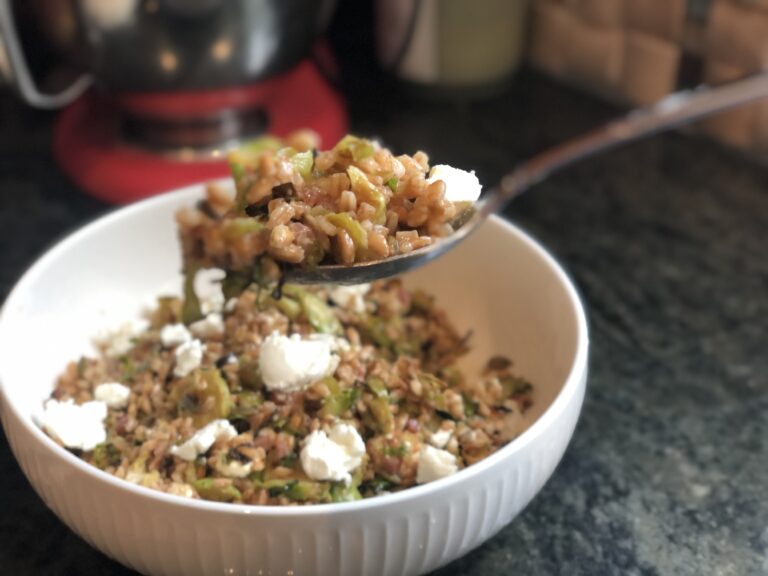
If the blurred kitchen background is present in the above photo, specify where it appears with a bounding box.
[2,0,768,203]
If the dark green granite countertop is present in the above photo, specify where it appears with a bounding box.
[1,66,767,575]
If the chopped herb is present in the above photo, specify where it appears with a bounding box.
[271,182,296,200]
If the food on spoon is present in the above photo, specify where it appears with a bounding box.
[42,275,532,505]
[176,132,482,277]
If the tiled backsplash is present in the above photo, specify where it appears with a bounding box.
[528,0,768,153]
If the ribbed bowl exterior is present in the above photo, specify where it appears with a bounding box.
[1,370,584,576]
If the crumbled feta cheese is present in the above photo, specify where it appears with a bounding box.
[417,445,458,484]
[428,428,453,449]
[328,284,371,314]
[300,422,365,483]
[169,419,237,461]
[167,483,196,498]
[125,471,145,484]
[307,333,352,353]
[195,268,226,315]
[259,332,337,392]
[190,313,225,339]
[160,323,192,348]
[215,459,253,479]
[427,164,482,203]
[224,297,238,313]
[94,382,131,409]
[174,339,205,377]
[101,321,146,358]
[40,399,107,451]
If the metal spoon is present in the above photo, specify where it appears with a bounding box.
[286,73,768,285]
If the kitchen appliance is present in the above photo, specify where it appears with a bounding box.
[0,0,346,203]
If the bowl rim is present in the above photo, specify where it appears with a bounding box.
[0,182,589,517]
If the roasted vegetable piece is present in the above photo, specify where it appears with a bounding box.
[333,135,375,161]
[229,136,284,211]
[221,270,252,300]
[272,294,302,319]
[92,442,122,469]
[192,478,243,503]
[237,357,264,391]
[181,265,204,325]
[319,377,360,418]
[286,480,330,502]
[366,376,388,398]
[222,218,265,241]
[329,466,364,502]
[326,213,369,259]
[363,476,393,495]
[368,396,394,434]
[347,166,387,224]
[172,368,233,427]
[278,148,313,180]
[499,375,533,398]
[330,482,362,502]
[282,285,342,334]
[229,390,264,419]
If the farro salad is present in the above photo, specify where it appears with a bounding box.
[176,132,482,273]
[39,137,532,506]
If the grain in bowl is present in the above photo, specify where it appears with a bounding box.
[40,274,533,505]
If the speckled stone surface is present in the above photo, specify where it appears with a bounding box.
[1,67,766,575]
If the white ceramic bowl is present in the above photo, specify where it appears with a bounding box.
[0,184,588,576]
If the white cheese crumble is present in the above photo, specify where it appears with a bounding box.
[170,419,237,461]
[328,283,371,314]
[224,297,238,313]
[160,323,192,348]
[428,428,453,449]
[94,382,131,409]
[417,444,459,484]
[174,339,205,377]
[300,422,365,483]
[259,332,338,392]
[190,313,225,339]
[307,333,352,353]
[40,399,107,451]
[195,268,226,315]
[427,164,482,203]
[215,459,253,479]
[167,483,196,498]
[100,321,146,358]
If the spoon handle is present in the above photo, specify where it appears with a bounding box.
[488,72,768,214]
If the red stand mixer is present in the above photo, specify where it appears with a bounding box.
[0,0,347,203]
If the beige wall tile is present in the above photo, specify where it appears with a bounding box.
[701,58,756,148]
[566,0,623,27]
[530,0,575,76]
[622,32,681,104]
[624,0,686,41]
[707,0,768,68]
[564,16,625,89]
